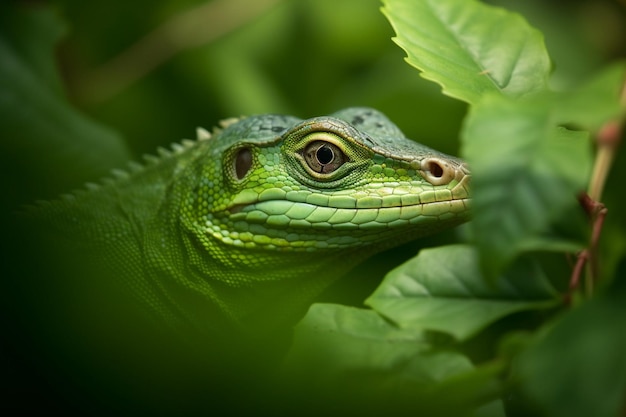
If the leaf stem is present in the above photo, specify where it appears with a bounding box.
[568,75,626,302]
[587,120,622,202]
[566,195,607,304]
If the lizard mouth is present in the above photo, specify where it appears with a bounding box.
[233,199,470,230]
[226,175,471,232]
[228,166,470,214]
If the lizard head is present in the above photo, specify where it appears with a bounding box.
[189,107,470,252]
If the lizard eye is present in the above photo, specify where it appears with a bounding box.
[303,141,346,174]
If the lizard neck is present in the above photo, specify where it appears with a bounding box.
[149,212,372,333]
[140,158,373,335]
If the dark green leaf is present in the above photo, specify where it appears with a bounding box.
[461,94,592,277]
[0,3,66,96]
[0,4,131,206]
[284,304,463,381]
[281,303,505,416]
[365,245,560,340]
[515,274,626,417]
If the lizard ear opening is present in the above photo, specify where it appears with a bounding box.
[234,148,252,180]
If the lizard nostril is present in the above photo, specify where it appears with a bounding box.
[428,161,444,178]
[420,157,455,185]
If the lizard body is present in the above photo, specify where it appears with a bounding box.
[28,107,470,334]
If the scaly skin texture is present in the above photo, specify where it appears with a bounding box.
[30,107,470,334]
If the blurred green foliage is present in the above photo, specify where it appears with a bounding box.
[51,0,624,153]
[57,0,468,157]
[3,0,624,205]
[2,0,626,416]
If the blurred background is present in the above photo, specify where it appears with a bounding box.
[1,0,624,208]
[52,0,626,159]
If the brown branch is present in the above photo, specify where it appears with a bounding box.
[566,194,606,304]
[75,0,283,103]
[567,73,626,303]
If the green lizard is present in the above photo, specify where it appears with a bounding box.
[26,107,471,336]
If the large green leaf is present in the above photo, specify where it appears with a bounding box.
[461,94,592,276]
[382,0,551,104]
[284,304,461,380]
[281,303,505,416]
[365,245,560,340]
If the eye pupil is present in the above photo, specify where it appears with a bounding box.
[302,140,346,175]
[316,145,334,165]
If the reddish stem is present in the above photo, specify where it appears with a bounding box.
[566,193,608,304]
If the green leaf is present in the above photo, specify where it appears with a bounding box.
[284,304,458,379]
[556,61,626,131]
[515,274,626,417]
[281,303,505,416]
[461,94,592,277]
[0,4,131,206]
[382,0,551,104]
[365,245,560,341]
